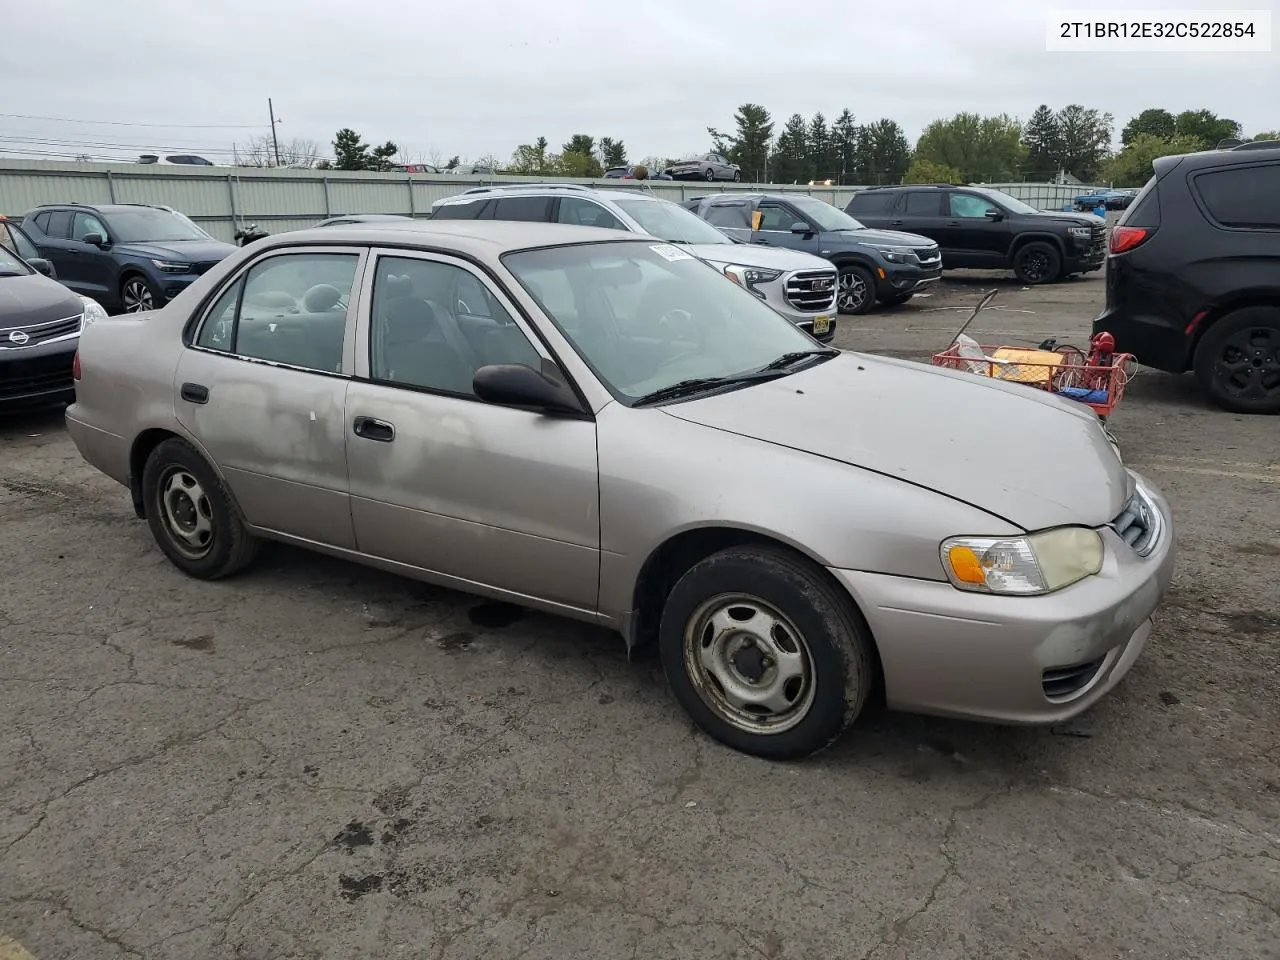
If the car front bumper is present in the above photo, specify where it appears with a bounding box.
[874,262,942,299]
[832,476,1175,724]
[0,338,78,408]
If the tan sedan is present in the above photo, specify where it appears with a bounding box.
[66,221,1174,759]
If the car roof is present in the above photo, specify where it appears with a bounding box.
[432,185,665,206]
[29,202,173,214]
[1154,143,1280,174]
[262,220,650,257]
[316,213,411,225]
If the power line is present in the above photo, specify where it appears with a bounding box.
[0,112,262,129]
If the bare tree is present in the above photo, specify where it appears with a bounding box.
[427,148,443,169]
[231,135,320,168]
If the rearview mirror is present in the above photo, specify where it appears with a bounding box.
[82,232,106,246]
[984,210,1004,221]
[27,257,55,278]
[473,361,585,415]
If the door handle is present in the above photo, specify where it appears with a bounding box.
[755,238,771,244]
[180,382,209,404]
[352,416,395,443]
[947,220,961,226]
[889,219,904,226]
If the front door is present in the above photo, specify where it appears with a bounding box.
[68,211,116,304]
[751,201,814,254]
[943,192,1013,267]
[344,250,600,614]
[174,246,366,549]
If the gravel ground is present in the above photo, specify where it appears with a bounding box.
[1,270,1277,960]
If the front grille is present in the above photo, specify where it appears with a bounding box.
[914,247,941,263]
[191,260,221,275]
[0,313,82,349]
[1042,657,1105,699]
[785,270,838,311]
[0,350,75,400]
[1111,487,1160,557]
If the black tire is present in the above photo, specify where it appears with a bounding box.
[142,438,259,579]
[836,265,876,315]
[732,170,742,182]
[658,545,874,760]
[1011,241,1062,285]
[120,273,163,314]
[881,292,914,307]
[1192,306,1280,414]
[704,168,715,181]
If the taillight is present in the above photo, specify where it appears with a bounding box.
[72,350,81,381]
[1110,225,1151,254]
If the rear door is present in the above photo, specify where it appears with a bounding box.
[343,248,600,613]
[492,195,553,223]
[29,211,77,286]
[700,200,753,241]
[175,246,366,548]
[845,191,895,229]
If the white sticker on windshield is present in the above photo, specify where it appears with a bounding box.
[650,243,692,262]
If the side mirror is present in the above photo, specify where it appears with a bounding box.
[472,361,585,415]
[790,223,812,234]
[984,210,1004,222]
[82,232,106,247]
[27,257,55,278]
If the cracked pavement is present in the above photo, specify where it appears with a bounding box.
[2,272,1278,959]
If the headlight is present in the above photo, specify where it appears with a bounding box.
[940,527,1103,595]
[723,264,782,299]
[151,259,191,273]
[1069,226,1092,240]
[78,296,109,330]
[869,245,913,264]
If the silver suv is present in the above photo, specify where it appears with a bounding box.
[430,185,839,341]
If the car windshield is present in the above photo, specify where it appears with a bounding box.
[787,196,865,231]
[0,244,31,277]
[106,208,213,243]
[503,240,823,404]
[971,187,1039,215]
[610,197,732,245]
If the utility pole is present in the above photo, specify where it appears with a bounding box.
[268,98,282,167]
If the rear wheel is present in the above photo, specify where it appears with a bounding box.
[1192,307,1280,414]
[1012,241,1062,285]
[836,265,875,315]
[704,168,715,181]
[142,438,259,578]
[658,546,874,760]
[732,170,742,182]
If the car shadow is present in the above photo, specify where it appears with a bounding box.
[0,403,69,439]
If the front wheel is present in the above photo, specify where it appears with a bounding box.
[142,438,259,579]
[121,274,163,313]
[1011,241,1062,285]
[732,170,742,182]
[836,265,875,315]
[658,546,874,760]
[1192,307,1280,414]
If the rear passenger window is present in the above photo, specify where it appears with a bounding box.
[704,204,751,228]
[44,211,72,238]
[847,192,894,214]
[1194,164,1280,229]
[493,196,552,222]
[904,192,941,215]
[556,197,625,230]
[196,252,359,373]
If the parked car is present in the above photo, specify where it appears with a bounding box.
[390,164,440,174]
[846,184,1107,285]
[138,154,215,166]
[1074,189,1138,212]
[1093,142,1280,414]
[683,193,940,315]
[429,184,838,339]
[315,214,413,228]
[1,215,53,276]
[603,165,674,181]
[22,203,238,314]
[664,153,742,182]
[0,242,107,409]
[65,220,1174,759]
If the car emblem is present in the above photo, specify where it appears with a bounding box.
[8,329,29,345]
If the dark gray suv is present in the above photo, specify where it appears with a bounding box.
[683,193,941,314]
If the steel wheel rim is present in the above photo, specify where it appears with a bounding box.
[1214,325,1280,401]
[682,593,817,735]
[157,467,215,559]
[838,270,868,311]
[1020,251,1050,282]
[123,279,153,312]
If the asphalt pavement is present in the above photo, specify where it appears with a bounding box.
[1,270,1277,960]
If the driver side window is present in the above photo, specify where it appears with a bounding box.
[72,213,108,242]
[756,203,804,232]
[949,194,1000,219]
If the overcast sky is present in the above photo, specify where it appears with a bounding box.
[3,0,1275,165]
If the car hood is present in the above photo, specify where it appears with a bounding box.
[661,352,1131,530]
[0,272,84,327]
[831,228,938,247]
[114,239,238,263]
[684,243,835,272]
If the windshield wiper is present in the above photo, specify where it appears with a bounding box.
[760,348,839,371]
[633,371,783,406]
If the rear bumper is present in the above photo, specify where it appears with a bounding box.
[1093,306,1191,373]
[832,476,1175,724]
[65,407,129,485]
[0,340,78,409]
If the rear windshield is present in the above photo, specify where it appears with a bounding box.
[1118,176,1161,227]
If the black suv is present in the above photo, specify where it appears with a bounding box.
[22,202,237,314]
[682,193,941,314]
[1093,143,1280,414]
[846,185,1106,285]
